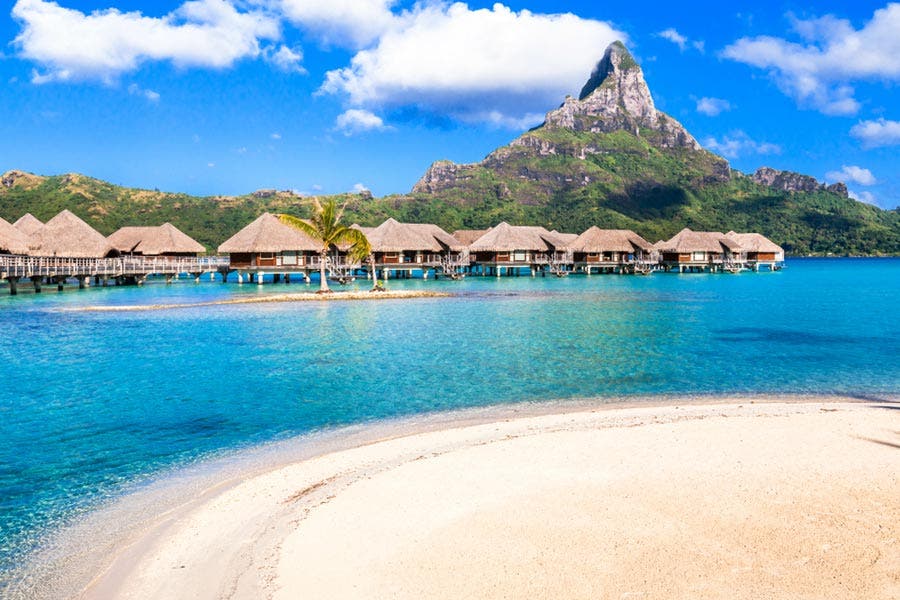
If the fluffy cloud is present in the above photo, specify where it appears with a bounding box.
[658,28,687,50]
[321,3,625,127]
[127,83,160,102]
[849,190,877,205]
[850,118,900,148]
[722,4,900,115]
[278,0,398,49]
[696,97,731,116]
[702,131,781,159]
[265,45,304,72]
[335,109,389,135]
[825,165,876,186]
[12,0,281,82]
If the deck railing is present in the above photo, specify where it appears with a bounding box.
[0,255,231,279]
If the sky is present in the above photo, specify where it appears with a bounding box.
[1,1,898,209]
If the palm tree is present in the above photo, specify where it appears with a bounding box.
[279,199,370,293]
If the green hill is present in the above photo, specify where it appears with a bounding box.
[2,41,898,255]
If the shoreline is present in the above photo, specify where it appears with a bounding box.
[7,394,898,599]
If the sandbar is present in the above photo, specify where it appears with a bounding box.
[48,400,900,598]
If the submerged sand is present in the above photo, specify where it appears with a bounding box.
[68,400,900,598]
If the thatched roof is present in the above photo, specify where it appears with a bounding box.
[469,222,568,252]
[367,218,463,252]
[218,213,321,253]
[655,228,741,253]
[725,231,783,254]
[108,223,206,255]
[29,210,116,258]
[0,216,31,255]
[568,227,653,253]
[14,213,43,236]
[549,230,580,246]
[451,229,489,246]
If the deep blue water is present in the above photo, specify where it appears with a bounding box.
[0,258,898,583]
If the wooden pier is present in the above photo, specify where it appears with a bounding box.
[0,255,230,294]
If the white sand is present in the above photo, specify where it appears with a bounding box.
[81,400,899,599]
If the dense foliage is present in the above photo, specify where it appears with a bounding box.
[1,153,898,256]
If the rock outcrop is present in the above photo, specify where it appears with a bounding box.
[542,41,701,151]
[412,41,726,196]
[752,167,849,198]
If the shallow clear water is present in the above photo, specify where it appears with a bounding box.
[0,258,898,581]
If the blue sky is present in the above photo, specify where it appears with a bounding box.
[1,1,898,208]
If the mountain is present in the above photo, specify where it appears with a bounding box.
[399,42,899,254]
[1,42,898,255]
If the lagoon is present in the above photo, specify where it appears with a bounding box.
[1,258,898,591]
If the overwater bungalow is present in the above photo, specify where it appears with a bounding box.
[365,218,465,278]
[218,213,323,282]
[0,217,31,256]
[108,223,206,257]
[13,213,43,236]
[29,210,118,258]
[568,227,654,274]
[725,231,784,270]
[451,229,489,247]
[468,222,572,276]
[655,228,742,272]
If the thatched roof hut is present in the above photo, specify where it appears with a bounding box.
[568,227,653,253]
[451,229,489,246]
[725,231,783,255]
[108,223,206,256]
[655,228,741,254]
[469,222,568,252]
[366,218,463,252]
[218,213,321,254]
[29,210,117,258]
[14,213,43,236]
[0,217,31,255]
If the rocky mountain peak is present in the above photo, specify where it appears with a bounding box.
[543,41,699,151]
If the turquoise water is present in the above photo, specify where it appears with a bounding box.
[0,258,898,587]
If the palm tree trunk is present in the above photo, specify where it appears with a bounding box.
[369,255,378,290]
[319,250,329,292]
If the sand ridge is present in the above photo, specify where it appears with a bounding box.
[73,400,900,599]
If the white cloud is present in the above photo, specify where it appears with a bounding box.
[278,0,399,49]
[127,82,160,102]
[321,3,625,127]
[352,182,369,193]
[658,28,687,50]
[696,96,731,116]
[270,132,282,140]
[335,109,389,135]
[207,162,215,167]
[850,118,900,148]
[265,44,304,72]
[722,4,900,115]
[849,189,877,205]
[702,131,781,159]
[12,0,281,83]
[825,165,876,186]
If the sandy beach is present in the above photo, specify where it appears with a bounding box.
[70,400,899,599]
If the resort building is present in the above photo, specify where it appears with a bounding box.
[655,228,742,272]
[28,210,118,258]
[108,223,206,257]
[218,213,328,283]
[725,231,784,270]
[13,213,43,236]
[0,217,31,256]
[450,229,490,247]
[568,227,654,274]
[364,218,466,279]
[468,222,573,276]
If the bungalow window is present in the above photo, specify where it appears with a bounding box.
[513,251,526,262]
[282,251,298,265]
[692,251,705,261]
[259,253,275,260]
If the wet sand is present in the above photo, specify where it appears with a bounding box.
[69,399,899,599]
